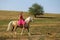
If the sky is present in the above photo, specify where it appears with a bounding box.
[0,0,60,13]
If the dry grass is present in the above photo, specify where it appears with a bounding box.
[0,11,60,40]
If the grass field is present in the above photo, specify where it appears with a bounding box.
[0,11,60,40]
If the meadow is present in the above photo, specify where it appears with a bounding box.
[0,11,60,40]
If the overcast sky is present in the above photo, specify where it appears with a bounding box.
[0,0,60,13]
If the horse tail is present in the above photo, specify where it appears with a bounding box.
[6,21,13,31]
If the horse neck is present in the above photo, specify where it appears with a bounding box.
[25,17,30,23]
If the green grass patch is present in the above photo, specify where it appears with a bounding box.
[0,19,17,25]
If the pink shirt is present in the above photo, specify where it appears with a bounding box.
[18,14,25,26]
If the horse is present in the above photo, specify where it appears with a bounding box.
[6,16,33,36]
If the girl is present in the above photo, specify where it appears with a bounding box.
[18,12,25,26]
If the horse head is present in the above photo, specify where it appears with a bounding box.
[25,16,33,24]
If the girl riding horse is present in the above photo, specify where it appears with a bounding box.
[7,14,33,36]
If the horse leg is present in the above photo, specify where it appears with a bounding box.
[21,24,24,35]
[11,26,14,31]
[13,25,17,31]
[27,25,31,36]
[13,25,17,34]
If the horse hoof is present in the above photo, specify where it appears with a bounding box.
[14,32,17,35]
[28,33,31,36]
[20,33,23,36]
[6,30,9,32]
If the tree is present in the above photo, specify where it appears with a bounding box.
[28,3,44,17]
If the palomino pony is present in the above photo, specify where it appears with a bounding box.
[7,16,33,35]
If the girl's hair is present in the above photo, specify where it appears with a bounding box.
[20,12,23,15]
